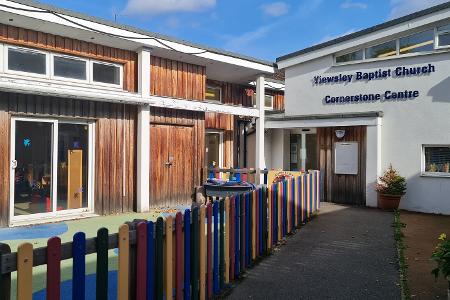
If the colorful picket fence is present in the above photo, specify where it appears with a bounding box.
[0,171,320,300]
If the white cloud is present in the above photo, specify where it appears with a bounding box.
[223,24,274,52]
[317,28,357,44]
[340,0,367,9]
[260,2,289,17]
[123,0,216,16]
[389,0,448,19]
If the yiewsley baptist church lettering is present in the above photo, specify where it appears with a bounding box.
[313,63,436,85]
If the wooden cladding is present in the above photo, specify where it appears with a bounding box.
[150,108,205,206]
[317,126,367,205]
[207,80,253,107]
[150,56,206,100]
[205,112,234,168]
[0,23,138,92]
[0,92,137,226]
[271,92,284,111]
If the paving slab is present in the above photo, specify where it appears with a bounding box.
[227,203,401,300]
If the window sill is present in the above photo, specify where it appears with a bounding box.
[420,172,450,178]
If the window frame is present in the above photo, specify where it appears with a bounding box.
[252,93,275,110]
[50,53,89,83]
[335,49,364,64]
[205,84,223,103]
[90,60,123,89]
[436,24,450,49]
[364,39,398,59]
[421,144,450,178]
[4,45,50,79]
[398,29,435,55]
[205,130,224,168]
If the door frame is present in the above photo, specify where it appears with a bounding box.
[9,116,95,225]
[205,130,224,168]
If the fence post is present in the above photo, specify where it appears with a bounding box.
[47,237,61,300]
[96,228,109,300]
[254,190,258,259]
[235,195,240,278]
[118,224,130,300]
[224,197,230,284]
[175,213,183,300]
[72,232,86,300]
[245,193,250,267]
[199,205,206,300]
[261,186,267,254]
[156,217,164,300]
[267,186,272,252]
[184,210,191,300]
[240,193,245,273]
[165,216,173,300]
[213,201,219,294]
[230,196,235,281]
[191,207,200,300]
[17,243,33,300]
[137,222,147,300]
[206,203,213,299]
[219,199,225,290]
[0,243,11,300]
[147,221,155,300]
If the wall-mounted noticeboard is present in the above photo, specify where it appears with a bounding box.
[334,142,358,175]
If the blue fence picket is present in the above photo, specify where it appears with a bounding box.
[213,201,219,294]
[234,196,240,277]
[245,193,250,267]
[72,232,86,300]
[184,209,191,300]
[147,221,155,300]
[258,188,263,255]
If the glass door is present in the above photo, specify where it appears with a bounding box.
[11,119,55,216]
[10,118,93,222]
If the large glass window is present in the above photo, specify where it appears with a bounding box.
[8,47,46,75]
[252,93,274,110]
[205,85,222,102]
[335,50,363,63]
[423,146,450,175]
[437,24,450,47]
[400,30,434,54]
[57,123,89,210]
[205,132,222,168]
[54,56,87,80]
[365,40,397,59]
[92,62,121,85]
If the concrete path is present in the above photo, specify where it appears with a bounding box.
[227,203,401,300]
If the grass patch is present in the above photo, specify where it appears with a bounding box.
[393,209,410,300]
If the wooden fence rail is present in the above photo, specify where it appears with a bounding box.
[0,171,320,300]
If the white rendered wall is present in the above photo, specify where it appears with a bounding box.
[284,51,450,214]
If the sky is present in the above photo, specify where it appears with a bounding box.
[35,0,450,61]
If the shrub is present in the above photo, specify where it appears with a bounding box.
[431,233,450,281]
[375,165,407,196]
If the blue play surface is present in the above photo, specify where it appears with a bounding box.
[0,223,68,241]
[33,271,118,300]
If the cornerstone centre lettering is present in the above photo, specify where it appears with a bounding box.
[312,64,436,105]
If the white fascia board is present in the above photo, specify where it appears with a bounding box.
[0,76,260,117]
[0,0,274,74]
[278,8,450,69]
[248,80,285,91]
[265,116,379,128]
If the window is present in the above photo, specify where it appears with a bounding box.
[437,24,450,47]
[53,55,87,80]
[92,62,121,86]
[205,131,223,168]
[365,40,397,59]
[7,47,46,75]
[335,49,363,63]
[422,145,450,176]
[205,85,222,102]
[400,30,434,54]
[252,93,274,110]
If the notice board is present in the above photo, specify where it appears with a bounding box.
[334,142,358,175]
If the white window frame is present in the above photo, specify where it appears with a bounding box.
[9,117,95,225]
[436,24,450,49]
[4,45,50,79]
[252,93,274,110]
[421,144,450,178]
[90,60,123,89]
[206,130,224,168]
[50,53,89,83]
[334,49,364,64]
[205,84,223,103]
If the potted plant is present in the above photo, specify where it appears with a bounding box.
[431,233,450,299]
[375,165,407,210]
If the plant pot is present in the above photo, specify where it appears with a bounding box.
[378,193,402,210]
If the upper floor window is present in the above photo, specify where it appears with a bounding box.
[7,47,46,75]
[335,50,363,64]
[92,62,121,86]
[399,30,434,54]
[252,93,274,110]
[365,40,397,59]
[53,55,87,81]
[205,84,222,102]
[437,24,450,47]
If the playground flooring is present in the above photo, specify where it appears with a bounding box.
[228,203,400,300]
[400,211,450,299]
[0,206,189,299]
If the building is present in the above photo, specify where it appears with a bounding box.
[272,2,450,214]
[0,0,284,226]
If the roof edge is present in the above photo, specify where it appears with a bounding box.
[276,1,450,63]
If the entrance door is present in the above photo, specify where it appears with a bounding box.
[150,124,194,207]
[10,118,93,223]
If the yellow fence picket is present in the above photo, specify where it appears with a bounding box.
[165,216,173,300]
[224,198,230,283]
[118,224,129,300]
[199,205,206,300]
[17,243,33,300]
